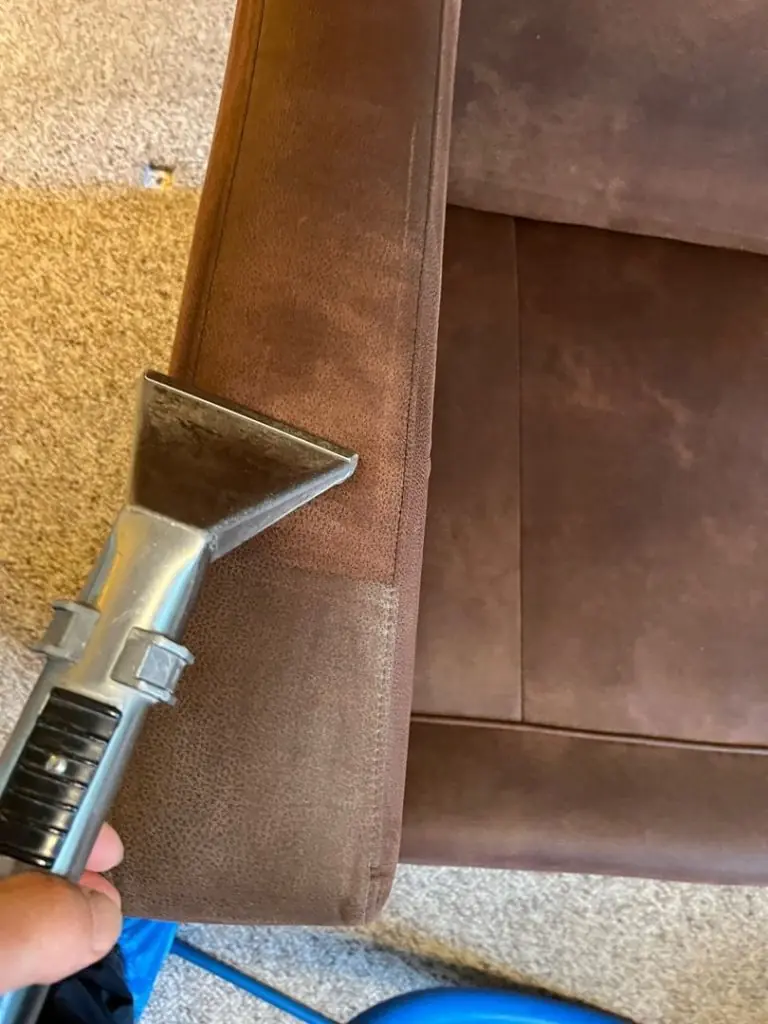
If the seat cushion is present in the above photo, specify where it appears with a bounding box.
[416,206,768,749]
[450,0,768,254]
[519,219,768,744]
[411,207,768,883]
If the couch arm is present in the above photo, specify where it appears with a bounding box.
[112,0,460,924]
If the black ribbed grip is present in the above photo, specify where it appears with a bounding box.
[0,690,121,869]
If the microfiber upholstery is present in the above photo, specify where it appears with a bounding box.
[115,0,768,921]
[450,0,768,253]
[404,208,768,881]
[112,0,460,924]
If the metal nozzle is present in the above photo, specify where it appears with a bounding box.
[132,372,358,558]
[0,370,358,1004]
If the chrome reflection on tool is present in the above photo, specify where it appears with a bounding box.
[0,372,358,1024]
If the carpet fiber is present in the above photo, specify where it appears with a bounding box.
[2,5,768,1024]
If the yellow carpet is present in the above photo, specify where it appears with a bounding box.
[0,189,196,643]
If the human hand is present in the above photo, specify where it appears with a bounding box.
[0,824,124,994]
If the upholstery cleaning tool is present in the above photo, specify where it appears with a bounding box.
[0,372,358,1024]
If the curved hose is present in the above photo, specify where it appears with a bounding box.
[172,939,627,1024]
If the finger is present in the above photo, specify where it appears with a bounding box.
[0,872,122,992]
[79,871,121,907]
[85,824,123,874]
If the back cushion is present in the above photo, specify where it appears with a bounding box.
[450,0,768,254]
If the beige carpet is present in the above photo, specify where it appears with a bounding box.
[1,0,233,188]
[3,5,768,1024]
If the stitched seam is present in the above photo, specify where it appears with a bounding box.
[364,0,450,921]
[189,0,267,381]
[391,0,447,577]
[245,578,396,924]
[514,219,524,722]
[362,593,397,921]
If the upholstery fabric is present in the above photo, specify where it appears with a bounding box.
[403,721,768,883]
[403,207,768,882]
[414,209,768,746]
[450,0,768,253]
[114,0,768,923]
[413,207,520,720]
[113,0,461,924]
[519,219,768,743]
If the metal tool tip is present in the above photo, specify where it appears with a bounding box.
[129,372,358,557]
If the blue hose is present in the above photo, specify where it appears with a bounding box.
[171,938,626,1024]
[351,988,627,1024]
[171,938,336,1024]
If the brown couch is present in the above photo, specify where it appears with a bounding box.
[113,0,768,923]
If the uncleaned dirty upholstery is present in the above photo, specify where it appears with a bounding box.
[113,0,768,921]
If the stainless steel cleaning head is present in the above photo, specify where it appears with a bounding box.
[132,372,357,557]
[0,372,358,1024]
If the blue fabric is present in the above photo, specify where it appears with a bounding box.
[119,919,178,1019]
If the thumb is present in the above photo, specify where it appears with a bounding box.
[0,872,122,993]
